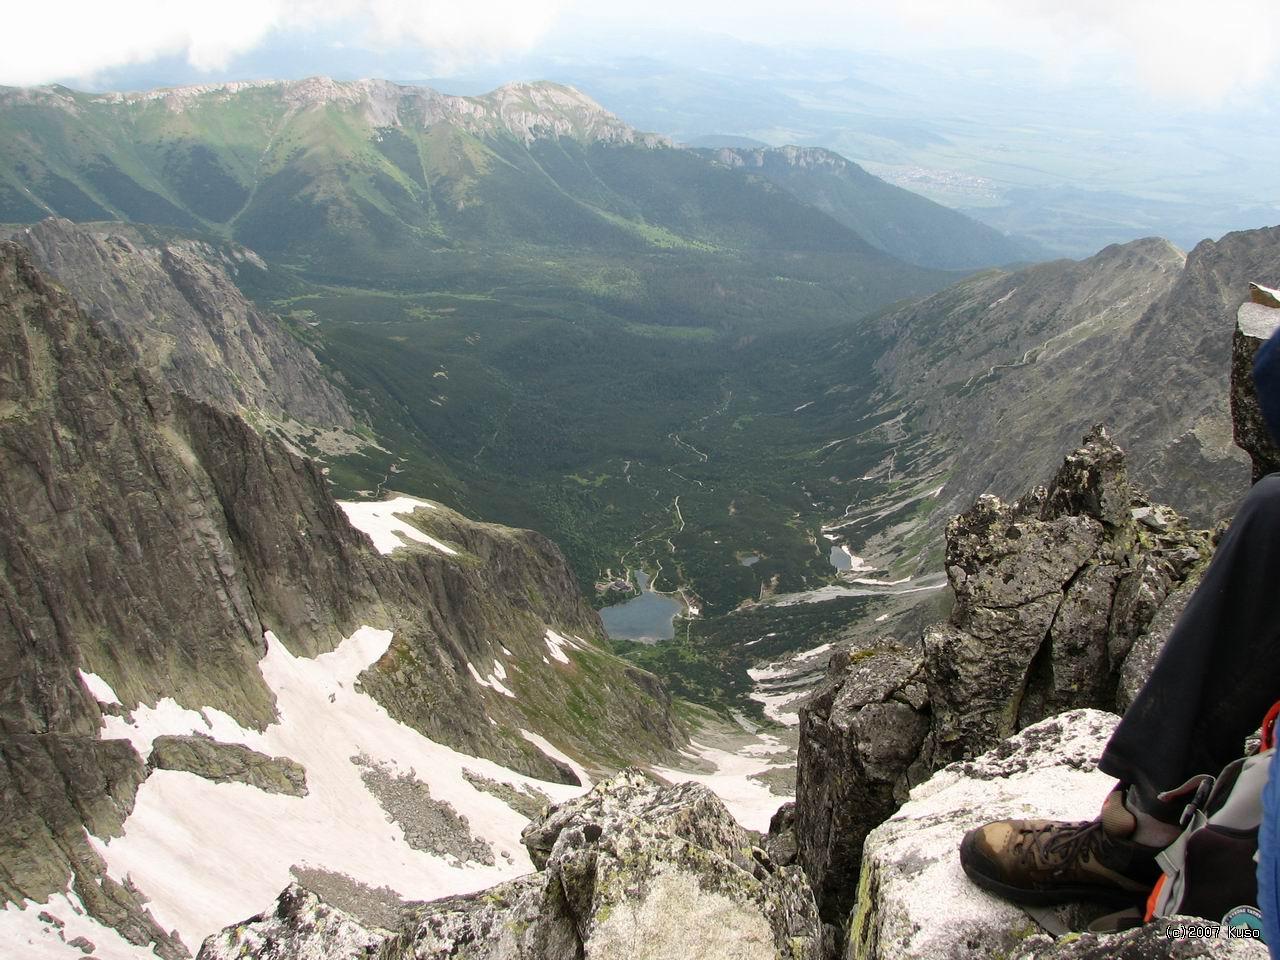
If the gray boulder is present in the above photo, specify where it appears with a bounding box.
[148,735,308,797]
[794,647,929,927]
[848,710,1121,960]
[1231,284,1280,481]
[197,884,385,960]
[202,770,823,960]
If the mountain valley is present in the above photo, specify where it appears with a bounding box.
[0,69,1277,960]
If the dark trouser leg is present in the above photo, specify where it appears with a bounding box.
[1099,473,1280,816]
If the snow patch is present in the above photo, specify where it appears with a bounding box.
[338,496,458,555]
[851,575,913,587]
[748,686,807,727]
[840,548,876,574]
[0,886,154,960]
[78,669,121,706]
[467,661,516,698]
[795,642,833,662]
[544,629,575,665]
[91,627,583,951]
[987,287,1018,309]
[769,575,947,607]
[746,662,791,683]
[101,698,259,756]
[519,729,592,788]
[654,740,790,832]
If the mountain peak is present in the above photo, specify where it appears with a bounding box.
[66,76,662,146]
[710,144,854,174]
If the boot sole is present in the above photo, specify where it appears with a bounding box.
[960,855,1149,908]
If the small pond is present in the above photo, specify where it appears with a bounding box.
[599,570,683,644]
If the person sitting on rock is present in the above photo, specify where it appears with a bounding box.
[959,322,1280,917]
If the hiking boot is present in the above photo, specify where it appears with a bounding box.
[959,791,1165,907]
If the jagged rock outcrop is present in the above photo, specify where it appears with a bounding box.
[197,884,386,960]
[148,735,308,797]
[1011,920,1268,959]
[795,647,930,927]
[925,426,1211,764]
[1231,283,1280,480]
[848,709,1266,960]
[849,710,1120,960]
[0,241,680,954]
[15,218,359,438]
[795,428,1210,932]
[201,770,824,960]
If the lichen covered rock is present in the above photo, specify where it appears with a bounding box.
[925,426,1210,764]
[1011,917,1268,959]
[197,884,384,960]
[848,710,1120,960]
[204,770,822,960]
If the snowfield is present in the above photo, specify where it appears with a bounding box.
[10,626,588,959]
[338,496,458,555]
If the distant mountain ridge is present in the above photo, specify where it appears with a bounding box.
[703,144,1043,270]
[847,228,1280,565]
[7,77,661,146]
[0,76,1026,287]
[0,238,681,954]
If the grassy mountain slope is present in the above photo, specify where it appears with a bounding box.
[701,145,1043,270]
[837,229,1280,569]
[0,78,964,621]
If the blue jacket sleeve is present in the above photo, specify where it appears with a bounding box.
[1261,746,1280,954]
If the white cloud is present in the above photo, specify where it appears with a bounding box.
[2,0,1276,104]
[0,0,570,86]
[881,0,1280,103]
[571,0,1280,104]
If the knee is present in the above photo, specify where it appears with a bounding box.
[1236,474,1280,529]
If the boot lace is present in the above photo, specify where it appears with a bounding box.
[1014,820,1110,875]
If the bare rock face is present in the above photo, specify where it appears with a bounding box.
[15,218,359,434]
[148,735,308,797]
[202,770,824,960]
[1011,919,1268,959]
[197,884,385,960]
[848,710,1121,960]
[794,429,1210,939]
[924,426,1211,765]
[0,241,680,955]
[1230,284,1280,481]
[794,647,930,928]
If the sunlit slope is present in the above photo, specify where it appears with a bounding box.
[0,79,949,308]
[700,145,1043,270]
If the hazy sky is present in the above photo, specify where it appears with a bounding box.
[3,0,1278,106]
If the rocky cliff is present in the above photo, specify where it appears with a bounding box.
[13,218,365,455]
[795,426,1213,938]
[864,228,1280,552]
[0,241,680,956]
[200,770,822,960]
